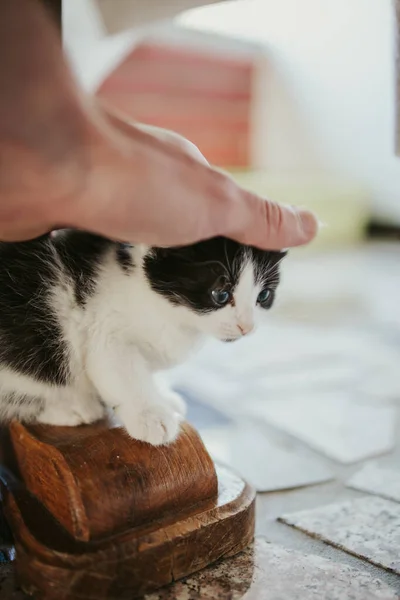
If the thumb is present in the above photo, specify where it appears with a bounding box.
[219,186,319,250]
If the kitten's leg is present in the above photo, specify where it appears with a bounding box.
[38,388,105,426]
[39,403,90,426]
[0,376,104,427]
[87,345,183,445]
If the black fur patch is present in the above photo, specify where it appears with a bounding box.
[144,237,286,313]
[54,231,114,305]
[0,235,68,385]
[0,231,117,386]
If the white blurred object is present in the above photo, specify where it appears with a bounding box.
[63,0,227,92]
[96,0,228,35]
[347,462,400,504]
[63,0,139,92]
[200,420,333,492]
[245,392,397,464]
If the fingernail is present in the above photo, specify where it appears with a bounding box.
[299,209,319,238]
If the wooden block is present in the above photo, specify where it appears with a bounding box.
[0,419,255,599]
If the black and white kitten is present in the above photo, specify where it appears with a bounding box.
[0,130,286,445]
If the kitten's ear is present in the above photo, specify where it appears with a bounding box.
[272,249,288,261]
[262,249,287,266]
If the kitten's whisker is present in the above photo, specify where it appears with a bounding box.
[223,239,231,279]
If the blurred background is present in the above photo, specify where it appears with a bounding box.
[64,0,400,515]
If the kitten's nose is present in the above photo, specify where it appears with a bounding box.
[237,323,254,336]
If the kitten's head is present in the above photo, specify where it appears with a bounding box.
[143,237,286,342]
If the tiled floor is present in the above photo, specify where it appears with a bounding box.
[148,539,399,600]
[1,242,400,599]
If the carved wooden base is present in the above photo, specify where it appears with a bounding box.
[0,420,255,599]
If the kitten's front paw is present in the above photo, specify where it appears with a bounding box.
[116,404,182,446]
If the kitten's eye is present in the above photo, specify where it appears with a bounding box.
[211,289,230,306]
[257,288,272,306]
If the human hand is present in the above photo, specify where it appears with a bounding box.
[0,0,318,249]
[57,106,318,249]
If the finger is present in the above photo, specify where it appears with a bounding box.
[207,174,319,249]
[231,194,319,249]
[100,115,318,250]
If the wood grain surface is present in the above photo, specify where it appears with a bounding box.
[10,420,217,541]
[1,420,255,599]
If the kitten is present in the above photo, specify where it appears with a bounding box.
[0,233,285,444]
[0,128,286,445]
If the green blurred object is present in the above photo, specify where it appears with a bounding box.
[228,171,371,251]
